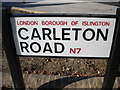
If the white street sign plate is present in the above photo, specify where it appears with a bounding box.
[10,17,116,57]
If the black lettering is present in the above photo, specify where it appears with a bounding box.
[72,28,82,40]
[43,42,53,53]
[18,28,29,40]
[20,42,29,52]
[83,28,95,41]
[53,28,60,40]
[62,28,70,40]
[42,28,52,40]
[96,28,108,41]
[55,43,65,53]
[31,28,41,40]
[30,42,41,53]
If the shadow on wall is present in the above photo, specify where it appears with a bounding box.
[37,75,120,89]
[37,76,93,89]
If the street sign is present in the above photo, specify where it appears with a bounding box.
[3,8,120,89]
[11,17,116,58]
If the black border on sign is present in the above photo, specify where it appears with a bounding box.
[11,13,116,18]
[10,13,117,59]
